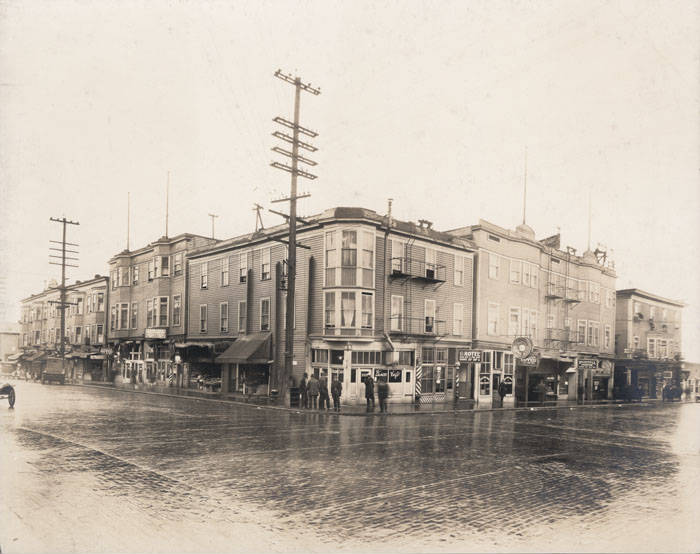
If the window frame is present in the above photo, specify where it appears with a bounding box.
[260,297,271,331]
[453,303,463,335]
[238,301,247,334]
[488,252,500,279]
[261,247,271,281]
[220,302,229,333]
[200,304,208,333]
[487,302,499,335]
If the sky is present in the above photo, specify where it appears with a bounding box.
[1,1,698,359]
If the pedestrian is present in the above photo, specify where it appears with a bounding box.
[364,374,375,412]
[319,374,330,411]
[331,375,343,412]
[307,373,320,410]
[377,376,389,413]
[498,380,507,407]
[299,373,308,409]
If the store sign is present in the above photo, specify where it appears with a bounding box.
[519,354,538,367]
[458,350,481,363]
[145,328,167,339]
[577,359,599,370]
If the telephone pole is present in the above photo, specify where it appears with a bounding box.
[271,69,320,405]
[49,217,80,373]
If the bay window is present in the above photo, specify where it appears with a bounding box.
[325,292,336,328]
[361,231,374,287]
[341,230,357,285]
[341,292,356,327]
[361,292,373,329]
[325,231,337,285]
[172,295,181,326]
[324,291,375,335]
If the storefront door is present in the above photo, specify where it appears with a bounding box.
[492,374,501,405]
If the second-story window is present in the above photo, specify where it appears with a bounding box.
[120,303,129,330]
[260,298,270,331]
[132,266,139,285]
[325,292,336,329]
[201,262,208,289]
[341,230,357,286]
[238,301,247,333]
[146,300,153,327]
[341,292,356,327]
[158,297,169,326]
[487,303,499,335]
[131,302,138,329]
[361,292,373,329]
[261,248,271,281]
[424,299,436,333]
[172,295,181,326]
[453,303,463,335]
[390,295,403,332]
[220,302,229,333]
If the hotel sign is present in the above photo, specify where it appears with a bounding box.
[145,328,167,339]
[577,358,599,370]
[458,350,482,363]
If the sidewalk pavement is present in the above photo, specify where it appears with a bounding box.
[73,381,674,417]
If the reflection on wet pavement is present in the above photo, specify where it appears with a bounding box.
[1,382,698,553]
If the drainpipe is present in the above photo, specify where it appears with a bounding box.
[383,199,392,352]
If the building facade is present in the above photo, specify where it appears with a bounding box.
[19,276,109,380]
[107,233,218,386]
[614,288,684,398]
[186,207,476,405]
[448,220,617,406]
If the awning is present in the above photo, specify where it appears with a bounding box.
[25,351,47,362]
[215,332,272,364]
[174,342,215,349]
[6,353,22,362]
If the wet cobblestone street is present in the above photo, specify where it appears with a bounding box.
[1,382,699,553]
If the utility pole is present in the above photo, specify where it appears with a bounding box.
[253,204,265,232]
[271,69,320,405]
[208,213,219,239]
[49,217,80,375]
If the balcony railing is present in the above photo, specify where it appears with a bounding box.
[388,316,446,336]
[545,282,565,299]
[323,326,375,338]
[544,328,570,343]
[390,257,446,283]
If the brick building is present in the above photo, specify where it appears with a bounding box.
[614,288,684,398]
[448,220,617,406]
[186,207,476,405]
[106,233,218,386]
[19,275,109,380]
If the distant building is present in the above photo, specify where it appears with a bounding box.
[185,207,476,404]
[614,288,684,398]
[106,233,218,386]
[448,220,617,406]
[0,322,20,372]
[19,275,109,380]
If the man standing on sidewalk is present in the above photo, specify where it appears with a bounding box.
[331,375,342,412]
[307,373,320,410]
[364,374,375,412]
[498,380,507,408]
[319,373,330,411]
[377,376,389,413]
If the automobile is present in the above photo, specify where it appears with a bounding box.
[0,383,16,408]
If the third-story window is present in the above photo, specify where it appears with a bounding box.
[221,260,229,286]
[361,231,374,287]
[238,301,247,333]
[425,248,436,279]
[488,252,500,279]
[510,260,521,284]
[172,295,181,326]
[261,248,271,281]
[390,295,403,331]
[260,298,270,331]
[454,256,464,286]
[132,266,139,285]
[160,256,170,277]
[173,253,183,276]
[201,262,208,289]
[325,292,336,328]
[392,240,404,273]
[131,302,138,329]
[154,256,161,278]
[453,303,463,335]
[361,292,373,329]
[239,252,248,283]
[220,302,229,333]
[200,305,207,333]
[425,299,436,333]
[341,230,357,286]
[325,231,337,285]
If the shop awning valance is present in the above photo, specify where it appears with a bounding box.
[215,332,272,364]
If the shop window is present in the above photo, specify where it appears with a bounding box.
[421,365,434,395]
[398,350,414,366]
[480,375,491,395]
[312,349,329,363]
[350,369,357,383]
[422,347,435,364]
[388,369,402,383]
[330,350,344,365]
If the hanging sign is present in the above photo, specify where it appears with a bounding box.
[519,354,539,367]
[458,350,481,363]
[577,358,599,370]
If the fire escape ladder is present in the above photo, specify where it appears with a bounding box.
[404,237,415,335]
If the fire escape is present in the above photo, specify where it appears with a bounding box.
[544,247,580,351]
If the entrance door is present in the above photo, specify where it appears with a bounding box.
[492,374,501,406]
[403,369,413,396]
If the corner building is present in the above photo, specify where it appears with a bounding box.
[448,220,616,406]
[614,288,684,398]
[186,207,476,405]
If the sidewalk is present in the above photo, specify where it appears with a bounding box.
[74,381,674,417]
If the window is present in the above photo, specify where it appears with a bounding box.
[504,353,514,374]
[132,266,139,285]
[260,298,270,331]
[146,300,153,327]
[155,256,162,278]
[110,306,116,331]
[422,248,436,280]
[148,259,155,281]
[531,266,538,289]
[453,303,463,335]
[589,282,600,303]
[454,256,464,286]
[158,297,169,327]
[76,297,84,315]
[647,337,656,358]
[201,262,208,289]
[325,292,336,328]
[522,309,531,337]
[605,290,612,308]
[200,305,207,333]
[425,299,436,333]
[487,302,499,335]
[238,301,247,333]
[658,339,667,358]
[391,240,404,273]
[390,295,404,331]
[494,351,503,370]
[547,313,556,330]
[172,295,181,326]
[341,292,356,327]
[261,248,271,280]
[578,280,588,302]
[577,320,587,343]
[661,308,667,322]
[587,321,599,347]
[160,256,170,277]
[220,302,229,333]
[312,349,329,363]
[131,302,138,329]
[529,309,538,340]
[341,230,357,285]
[361,231,374,287]
[604,325,611,349]
[111,271,117,289]
[522,262,531,287]
[96,325,104,344]
[239,252,248,283]
[326,231,338,285]
[488,252,500,279]
[361,292,373,329]
[86,294,92,314]
[510,260,521,284]
[75,326,82,344]
[221,260,230,286]
[508,307,521,336]
[117,303,128,330]
[633,336,640,349]
[173,253,183,276]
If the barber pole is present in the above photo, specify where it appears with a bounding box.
[415,364,422,397]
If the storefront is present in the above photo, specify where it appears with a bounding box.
[470,349,516,407]
[217,332,272,396]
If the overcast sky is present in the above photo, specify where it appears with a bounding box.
[1,1,698,359]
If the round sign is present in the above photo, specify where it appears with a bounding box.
[511,337,533,359]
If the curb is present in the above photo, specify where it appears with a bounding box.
[71,383,678,417]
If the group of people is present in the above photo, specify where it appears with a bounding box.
[297,372,391,412]
[299,373,343,412]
